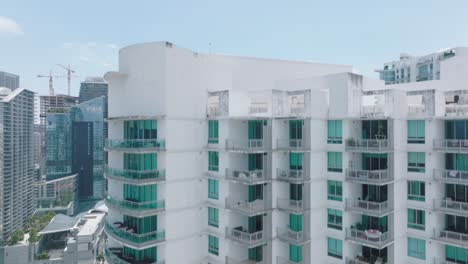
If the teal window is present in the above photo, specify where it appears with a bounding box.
[290,153,303,170]
[408,237,426,260]
[248,185,263,202]
[446,153,468,171]
[446,245,468,264]
[289,244,303,262]
[124,184,157,202]
[327,209,343,230]
[248,153,263,171]
[289,120,303,140]
[290,183,302,201]
[408,208,425,230]
[327,152,343,172]
[124,120,157,139]
[208,207,219,227]
[208,151,219,171]
[248,246,263,262]
[289,213,303,232]
[208,179,219,200]
[208,120,219,144]
[124,153,157,170]
[123,215,157,234]
[328,180,343,201]
[248,120,264,140]
[408,181,425,201]
[408,120,425,144]
[208,235,219,256]
[328,120,343,144]
[123,246,157,262]
[408,152,425,172]
[327,237,343,259]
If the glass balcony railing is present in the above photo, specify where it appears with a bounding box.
[433,229,468,247]
[276,256,305,264]
[104,221,165,246]
[434,139,468,152]
[226,256,265,264]
[434,169,468,184]
[226,139,267,151]
[105,139,166,151]
[226,227,265,245]
[225,169,269,184]
[105,196,165,213]
[346,228,392,249]
[276,168,309,182]
[276,139,308,150]
[434,259,460,264]
[346,199,392,216]
[226,198,270,216]
[345,168,391,185]
[434,198,468,216]
[446,104,468,117]
[105,247,165,264]
[105,166,165,182]
[277,198,309,213]
[276,227,310,244]
[345,139,390,152]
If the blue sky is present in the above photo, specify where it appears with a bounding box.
[1,0,468,96]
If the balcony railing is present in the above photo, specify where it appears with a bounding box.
[105,247,165,264]
[277,227,310,244]
[277,256,304,264]
[227,198,270,215]
[226,227,265,245]
[434,259,463,264]
[434,169,468,184]
[362,105,385,118]
[346,199,392,216]
[434,198,468,216]
[105,196,165,215]
[346,228,392,249]
[434,229,468,247]
[276,139,308,150]
[345,168,391,185]
[105,222,165,247]
[226,169,269,184]
[105,139,166,151]
[277,198,308,213]
[207,105,221,117]
[226,139,267,152]
[446,104,468,117]
[434,139,468,153]
[104,166,165,183]
[345,139,390,152]
[276,168,309,182]
[408,105,426,116]
[346,256,386,264]
[226,256,264,264]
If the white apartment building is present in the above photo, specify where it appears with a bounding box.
[103,41,468,264]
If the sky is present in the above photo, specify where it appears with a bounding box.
[1,0,468,96]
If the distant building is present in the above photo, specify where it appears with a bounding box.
[0,71,19,90]
[45,108,72,180]
[71,97,106,200]
[35,174,78,216]
[39,95,77,125]
[79,77,108,105]
[0,88,35,244]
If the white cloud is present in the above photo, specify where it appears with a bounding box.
[107,43,119,50]
[60,42,118,69]
[0,16,23,35]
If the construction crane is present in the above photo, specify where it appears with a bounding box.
[37,70,63,96]
[57,64,76,96]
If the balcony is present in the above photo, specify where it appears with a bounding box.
[226,227,266,246]
[276,168,309,183]
[345,139,390,153]
[433,229,468,247]
[104,166,165,185]
[226,198,271,216]
[434,259,461,264]
[434,169,468,184]
[105,247,165,264]
[276,227,310,244]
[346,256,386,264]
[104,221,165,249]
[434,139,468,153]
[362,105,385,118]
[446,104,468,117]
[277,198,309,213]
[434,198,468,216]
[408,104,427,117]
[346,228,393,249]
[276,139,309,151]
[105,139,166,152]
[226,139,267,152]
[345,169,391,185]
[207,105,221,117]
[105,196,165,217]
[346,199,392,217]
[225,169,270,184]
[226,256,264,264]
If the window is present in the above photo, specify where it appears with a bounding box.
[408,120,425,144]
[408,209,425,230]
[124,120,157,139]
[408,237,425,260]
[328,120,343,144]
[328,180,343,201]
[327,209,343,230]
[408,181,425,201]
[408,152,425,172]
[290,153,303,171]
[208,120,219,144]
[327,152,343,172]
[124,184,157,202]
[208,207,219,227]
[446,245,468,264]
[208,235,219,256]
[290,244,303,262]
[290,213,303,232]
[289,120,303,140]
[208,151,219,171]
[327,237,342,259]
[208,179,219,199]
[290,184,302,201]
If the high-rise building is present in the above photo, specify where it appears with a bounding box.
[39,94,77,125]
[0,87,35,244]
[45,108,72,180]
[79,77,108,104]
[71,96,106,200]
[0,71,19,90]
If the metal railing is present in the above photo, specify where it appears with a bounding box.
[345,139,390,152]
[106,139,166,150]
[226,168,268,184]
[434,169,468,184]
[446,104,468,117]
[277,256,304,264]
[105,247,165,264]
[276,227,310,243]
[276,139,308,150]
[105,196,165,212]
[434,198,468,215]
[227,198,270,215]
[276,168,309,182]
[226,227,265,245]
[104,166,165,182]
[434,139,468,152]
[362,105,385,118]
[346,228,391,248]
[104,221,165,245]
[346,199,391,215]
[345,168,390,184]
[226,139,266,151]
[277,198,308,212]
[408,105,426,116]
[434,229,468,247]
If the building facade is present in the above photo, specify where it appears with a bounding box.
[0,88,35,244]
[0,71,19,90]
[45,108,72,180]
